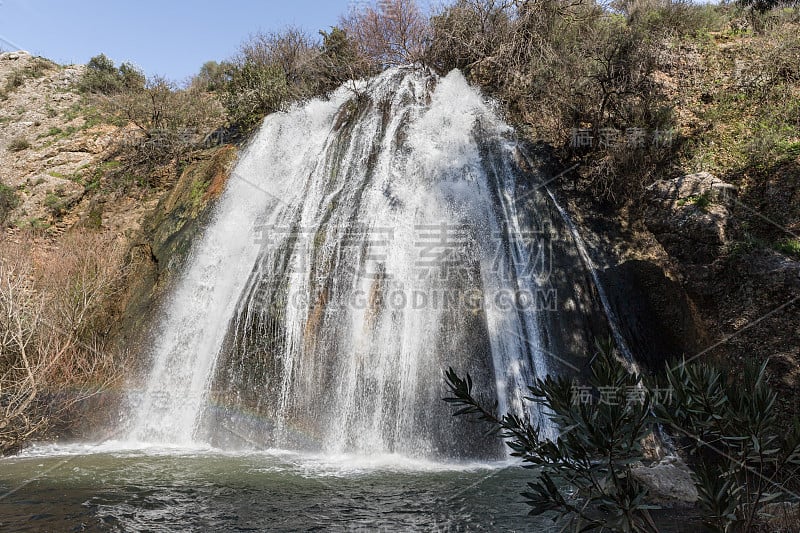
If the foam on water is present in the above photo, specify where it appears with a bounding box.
[10,441,509,477]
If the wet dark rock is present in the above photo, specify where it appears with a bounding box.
[599,259,705,370]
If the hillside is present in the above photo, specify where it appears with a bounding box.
[0,49,233,453]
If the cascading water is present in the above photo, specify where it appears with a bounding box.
[126,68,584,459]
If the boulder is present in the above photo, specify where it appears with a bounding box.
[632,456,698,507]
[645,172,738,263]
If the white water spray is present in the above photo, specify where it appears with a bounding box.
[127,69,556,457]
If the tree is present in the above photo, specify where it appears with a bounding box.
[118,62,146,91]
[737,0,799,13]
[192,60,232,92]
[239,28,318,95]
[223,61,290,132]
[221,29,323,132]
[340,0,430,67]
[113,76,225,166]
[0,233,125,455]
[316,26,376,92]
[80,54,145,94]
[427,0,513,75]
[655,359,800,532]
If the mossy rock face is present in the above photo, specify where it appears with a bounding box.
[149,144,237,278]
[112,144,238,367]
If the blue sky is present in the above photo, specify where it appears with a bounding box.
[0,0,357,82]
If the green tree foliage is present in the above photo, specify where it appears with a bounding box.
[445,342,800,532]
[219,26,375,132]
[192,60,232,92]
[446,342,659,531]
[223,61,291,133]
[216,1,429,134]
[737,0,799,13]
[220,29,316,132]
[80,54,145,94]
[656,359,800,532]
[317,27,376,93]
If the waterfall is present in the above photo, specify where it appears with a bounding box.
[126,68,566,459]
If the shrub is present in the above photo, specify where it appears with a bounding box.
[192,60,232,92]
[621,0,730,36]
[0,183,19,224]
[761,25,800,83]
[425,0,689,204]
[112,76,225,167]
[223,58,291,132]
[316,26,376,92]
[446,342,658,531]
[43,192,67,217]
[738,0,799,14]
[427,0,513,76]
[445,342,800,532]
[118,62,146,91]
[221,28,328,132]
[655,359,800,532]
[80,54,119,93]
[775,238,800,258]
[0,232,127,454]
[340,0,429,67]
[36,232,127,341]
[7,137,30,152]
[221,25,380,132]
[239,28,318,90]
[426,0,668,133]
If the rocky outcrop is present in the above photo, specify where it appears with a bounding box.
[0,50,144,234]
[0,50,236,442]
[111,145,238,375]
[644,172,738,264]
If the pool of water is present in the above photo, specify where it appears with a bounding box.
[0,442,555,532]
